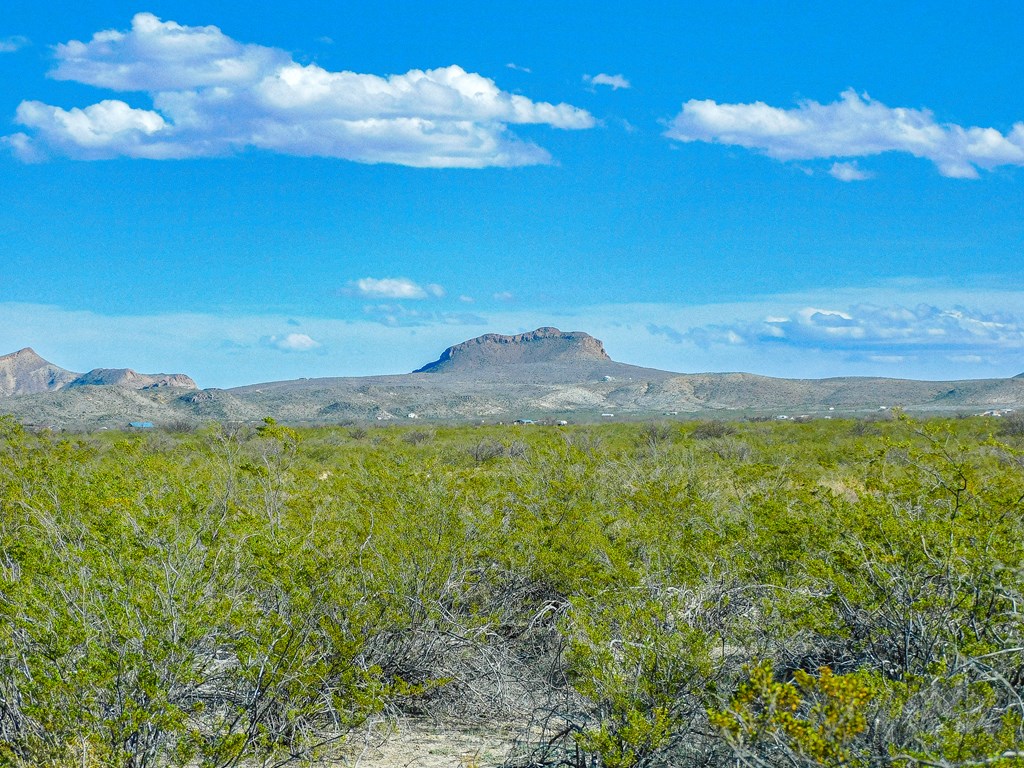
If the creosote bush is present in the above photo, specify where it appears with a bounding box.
[0,414,1022,767]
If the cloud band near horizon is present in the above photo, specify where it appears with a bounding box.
[2,284,1022,388]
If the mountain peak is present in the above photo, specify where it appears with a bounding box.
[3,347,44,362]
[415,327,611,373]
[0,348,79,397]
[1,349,197,397]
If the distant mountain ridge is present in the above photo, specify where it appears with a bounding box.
[2,330,1023,429]
[0,347,197,397]
[69,368,197,390]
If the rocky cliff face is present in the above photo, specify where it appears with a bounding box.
[414,327,611,373]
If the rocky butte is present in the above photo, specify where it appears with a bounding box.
[415,327,614,375]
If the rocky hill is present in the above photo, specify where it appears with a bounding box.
[0,348,196,398]
[69,368,197,390]
[0,348,79,396]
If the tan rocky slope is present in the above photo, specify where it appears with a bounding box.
[2,329,1023,429]
[0,348,79,396]
[69,368,197,390]
[0,347,197,398]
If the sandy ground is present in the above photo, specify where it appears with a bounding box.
[338,719,520,768]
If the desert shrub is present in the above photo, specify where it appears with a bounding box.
[998,410,1024,437]
[689,420,736,440]
[1,415,1022,767]
[635,422,676,450]
[469,439,506,463]
[402,429,434,445]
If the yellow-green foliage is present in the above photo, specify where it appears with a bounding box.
[0,414,1022,767]
[710,662,876,766]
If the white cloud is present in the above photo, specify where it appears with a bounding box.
[665,89,1024,178]
[350,277,443,299]
[15,100,178,160]
[268,332,320,351]
[0,35,30,53]
[493,291,515,302]
[7,12,594,166]
[829,160,873,182]
[506,62,531,73]
[584,73,631,91]
[681,303,1024,356]
[51,13,288,91]
[0,133,43,163]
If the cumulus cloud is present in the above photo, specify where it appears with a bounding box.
[665,89,1024,178]
[349,277,444,300]
[584,73,631,91]
[13,99,178,161]
[6,12,594,166]
[829,161,873,182]
[0,35,30,53]
[267,332,321,351]
[681,303,1024,355]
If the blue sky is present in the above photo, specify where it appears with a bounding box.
[1,1,1022,387]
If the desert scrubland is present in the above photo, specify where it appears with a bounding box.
[1,413,1023,767]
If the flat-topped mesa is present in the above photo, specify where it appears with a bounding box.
[415,327,611,373]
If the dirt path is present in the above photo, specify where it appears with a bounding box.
[340,720,519,768]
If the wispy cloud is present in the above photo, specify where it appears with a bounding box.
[665,89,1024,178]
[362,303,486,327]
[584,73,631,91]
[829,161,873,182]
[646,323,684,344]
[679,303,1024,357]
[0,35,30,53]
[4,13,594,166]
[348,277,445,300]
[505,62,531,73]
